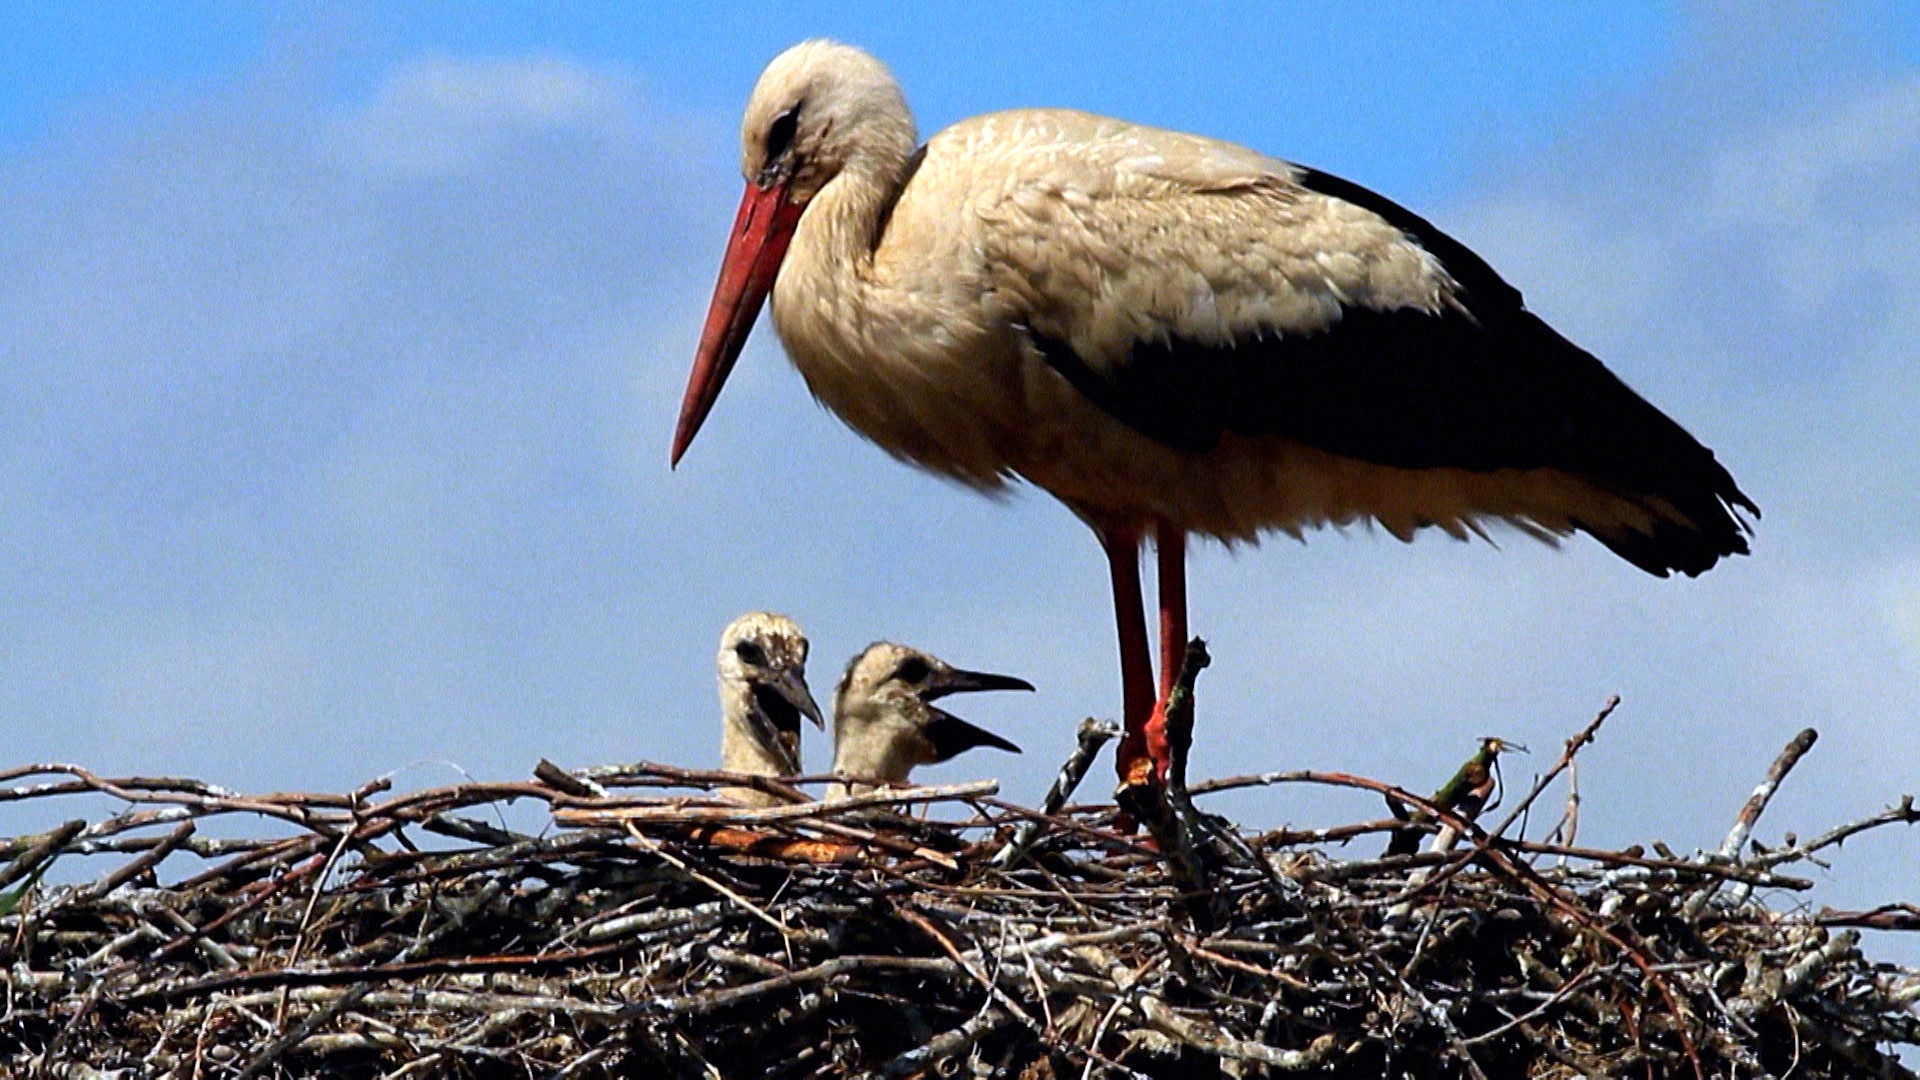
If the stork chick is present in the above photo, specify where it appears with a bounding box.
[828,643,1029,800]
[716,612,826,806]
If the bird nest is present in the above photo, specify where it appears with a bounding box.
[2,700,1917,1079]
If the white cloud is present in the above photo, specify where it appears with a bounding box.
[325,57,635,176]
[1705,75,1920,225]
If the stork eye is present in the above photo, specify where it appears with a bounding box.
[891,656,931,685]
[766,103,802,162]
[734,641,767,667]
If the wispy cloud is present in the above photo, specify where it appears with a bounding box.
[326,57,637,177]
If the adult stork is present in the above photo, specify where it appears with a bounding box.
[672,41,1756,795]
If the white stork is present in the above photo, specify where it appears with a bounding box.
[826,642,1028,800]
[673,41,1757,794]
[715,611,825,806]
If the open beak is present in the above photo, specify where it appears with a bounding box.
[918,664,1029,762]
[924,708,1023,762]
[921,666,1035,703]
[762,669,826,732]
[672,180,806,466]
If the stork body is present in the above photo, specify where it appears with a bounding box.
[677,42,1757,792]
[715,612,826,807]
[827,642,1028,801]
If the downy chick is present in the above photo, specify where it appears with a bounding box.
[828,642,1028,800]
[716,612,825,806]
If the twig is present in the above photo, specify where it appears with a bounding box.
[235,982,376,1080]
[1682,727,1819,921]
[623,822,797,940]
[991,718,1117,868]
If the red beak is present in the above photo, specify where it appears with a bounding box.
[672,180,806,466]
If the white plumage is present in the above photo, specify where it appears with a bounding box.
[676,41,1756,790]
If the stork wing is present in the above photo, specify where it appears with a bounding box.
[963,112,1755,575]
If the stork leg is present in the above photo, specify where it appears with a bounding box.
[1147,521,1186,783]
[1102,524,1159,788]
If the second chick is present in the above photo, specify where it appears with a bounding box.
[828,642,1028,800]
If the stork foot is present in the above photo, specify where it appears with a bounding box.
[1113,696,1175,835]
[1115,699,1174,785]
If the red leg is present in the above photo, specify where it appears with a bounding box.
[1156,523,1187,702]
[1145,522,1186,783]
[1101,525,1157,787]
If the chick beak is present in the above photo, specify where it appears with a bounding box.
[924,708,1023,763]
[771,669,827,731]
[921,666,1035,702]
[747,667,826,761]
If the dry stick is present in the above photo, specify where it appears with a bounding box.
[878,1006,1011,1077]
[991,718,1118,868]
[174,833,330,891]
[621,822,796,940]
[1540,756,1582,855]
[279,811,365,1028]
[1730,930,1862,1022]
[136,820,405,974]
[900,904,1149,1080]
[1505,840,1812,890]
[123,936,651,1007]
[1460,967,1601,1047]
[0,820,86,890]
[1139,997,1340,1070]
[1681,727,1819,922]
[977,797,1158,858]
[574,760,816,804]
[1749,794,1920,872]
[1471,835,1708,1080]
[1486,696,1619,847]
[67,821,196,904]
[1145,638,1288,923]
[896,904,1042,1032]
[1816,904,1920,931]
[4,765,357,831]
[626,954,956,1017]
[553,779,997,827]
[532,757,607,799]
[235,981,376,1080]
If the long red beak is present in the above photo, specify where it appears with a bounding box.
[672,180,805,466]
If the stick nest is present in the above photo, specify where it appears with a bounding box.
[2,704,1916,1079]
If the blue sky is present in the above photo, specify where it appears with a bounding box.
[3,5,1918,935]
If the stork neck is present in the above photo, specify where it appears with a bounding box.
[720,685,793,777]
[830,712,914,786]
[806,141,918,271]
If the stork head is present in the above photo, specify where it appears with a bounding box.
[831,642,1028,791]
[717,611,826,778]
[739,40,914,205]
[674,40,918,466]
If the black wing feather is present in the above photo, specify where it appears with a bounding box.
[1031,166,1757,577]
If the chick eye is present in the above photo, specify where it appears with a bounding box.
[891,656,930,685]
[766,102,802,162]
[734,641,767,667]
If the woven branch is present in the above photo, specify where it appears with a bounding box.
[1,710,1916,1079]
